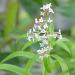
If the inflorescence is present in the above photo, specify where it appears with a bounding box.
[27,3,63,60]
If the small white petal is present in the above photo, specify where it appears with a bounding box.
[33,27,35,32]
[34,33,40,40]
[43,40,48,45]
[35,18,39,24]
[49,8,54,13]
[40,12,45,16]
[29,29,32,33]
[40,3,53,12]
[40,29,46,33]
[40,43,44,47]
[38,26,41,30]
[39,17,44,23]
[44,54,49,57]
[43,23,48,29]
[28,36,32,41]
[37,50,41,53]
[58,35,63,40]
[47,18,53,23]
[58,29,61,34]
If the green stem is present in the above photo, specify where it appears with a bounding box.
[42,63,48,75]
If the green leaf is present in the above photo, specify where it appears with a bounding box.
[43,56,53,73]
[4,0,18,39]
[0,63,24,75]
[1,51,35,63]
[71,45,75,58]
[55,40,71,55]
[70,59,75,63]
[22,40,38,50]
[16,34,27,40]
[24,55,38,75]
[42,64,48,75]
[51,54,69,75]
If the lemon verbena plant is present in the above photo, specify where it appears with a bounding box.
[27,3,70,75]
[27,3,63,60]
[0,3,74,75]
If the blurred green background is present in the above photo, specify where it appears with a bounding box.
[0,0,75,75]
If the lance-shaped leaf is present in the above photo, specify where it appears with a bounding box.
[70,45,75,58]
[0,63,24,75]
[24,55,38,75]
[55,40,71,56]
[43,56,54,73]
[4,0,18,39]
[1,51,35,63]
[51,54,69,75]
[22,40,38,50]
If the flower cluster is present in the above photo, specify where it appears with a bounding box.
[27,3,63,60]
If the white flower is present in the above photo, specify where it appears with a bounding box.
[34,33,40,41]
[27,3,58,60]
[39,17,44,23]
[40,34,47,40]
[48,29,63,39]
[40,29,46,33]
[40,5,46,11]
[38,26,41,30]
[37,46,51,60]
[33,27,36,32]
[27,29,34,41]
[40,12,45,16]
[47,17,53,23]
[44,54,49,57]
[42,39,48,45]
[40,3,54,13]
[37,46,52,53]
[46,46,53,50]
[40,43,44,47]
[49,8,54,13]
[57,29,63,40]
[58,35,63,40]
[37,48,45,54]
[27,32,34,41]
[40,3,51,11]
[35,18,39,24]
[58,29,61,35]
[34,24,38,31]
[39,54,49,60]
[37,48,48,55]
[29,29,32,33]
[27,36,33,41]
[43,23,48,29]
